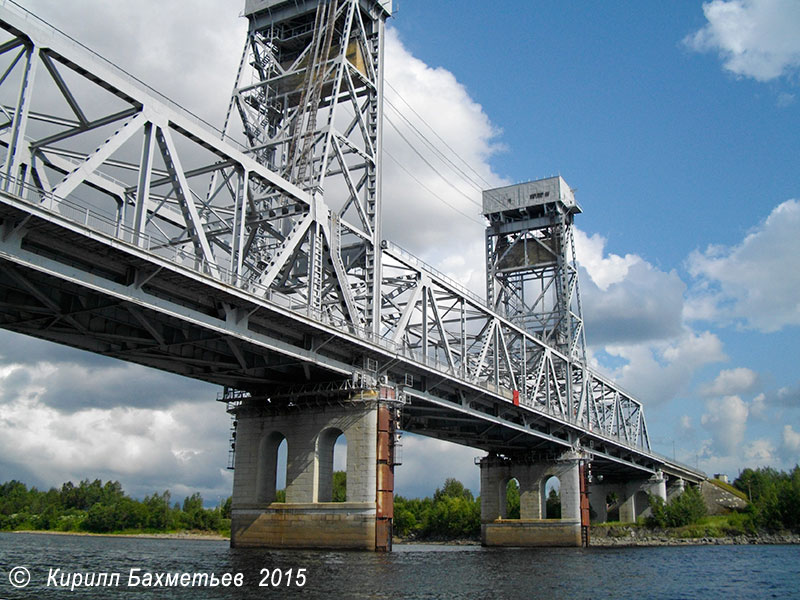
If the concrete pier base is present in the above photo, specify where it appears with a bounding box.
[229,393,397,550]
[231,503,376,549]
[482,520,582,547]
[589,471,667,523]
[479,451,586,547]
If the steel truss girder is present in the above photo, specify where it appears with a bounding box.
[0,178,691,479]
[379,241,651,452]
[0,3,701,483]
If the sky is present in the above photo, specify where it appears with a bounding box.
[0,0,798,502]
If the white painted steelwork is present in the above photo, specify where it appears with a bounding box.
[0,1,703,483]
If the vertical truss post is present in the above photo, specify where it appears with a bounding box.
[3,41,38,194]
[232,168,250,284]
[133,121,155,247]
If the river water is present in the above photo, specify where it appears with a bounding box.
[1,532,799,599]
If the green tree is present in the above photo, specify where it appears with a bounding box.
[546,488,561,519]
[143,491,173,530]
[393,500,418,537]
[393,496,432,538]
[0,480,30,515]
[506,479,520,519]
[647,486,706,528]
[180,493,206,529]
[433,478,474,503]
[221,496,232,519]
[332,471,347,502]
[734,465,800,532]
[423,495,480,538]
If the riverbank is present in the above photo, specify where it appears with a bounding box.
[590,526,800,547]
[14,527,800,547]
[393,525,800,548]
[14,529,228,541]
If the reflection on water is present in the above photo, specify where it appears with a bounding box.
[1,532,799,599]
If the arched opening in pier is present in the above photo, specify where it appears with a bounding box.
[256,431,287,504]
[275,438,287,501]
[505,478,520,519]
[317,427,347,502]
[543,475,561,519]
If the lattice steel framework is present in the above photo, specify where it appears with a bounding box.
[0,1,686,470]
[224,0,389,334]
[484,177,586,363]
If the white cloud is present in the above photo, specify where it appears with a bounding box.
[700,367,759,397]
[574,230,641,292]
[0,394,232,500]
[783,425,800,455]
[701,395,749,456]
[750,393,767,419]
[685,0,800,81]
[576,231,686,346]
[743,438,776,461]
[0,354,216,412]
[381,29,506,290]
[25,0,247,125]
[687,200,800,332]
[603,330,726,405]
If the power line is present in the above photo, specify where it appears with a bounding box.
[385,79,495,189]
[385,97,485,195]
[384,149,485,226]
[385,113,482,209]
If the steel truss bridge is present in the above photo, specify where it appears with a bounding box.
[0,1,702,485]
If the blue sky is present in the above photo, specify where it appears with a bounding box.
[0,0,798,501]
[387,0,800,483]
[393,1,799,259]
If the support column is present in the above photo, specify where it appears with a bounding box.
[480,451,585,547]
[587,481,610,523]
[667,477,685,502]
[618,472,667,523]
[229,393,398,550]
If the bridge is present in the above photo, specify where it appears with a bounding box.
[0,0,704,550]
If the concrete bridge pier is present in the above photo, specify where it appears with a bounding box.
[618,473,667,522]
[667,476,685,502]
[590,472,667,523]
[479,450,586,547]
[229,389,398,550]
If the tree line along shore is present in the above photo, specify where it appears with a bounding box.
[1,466,798,543]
